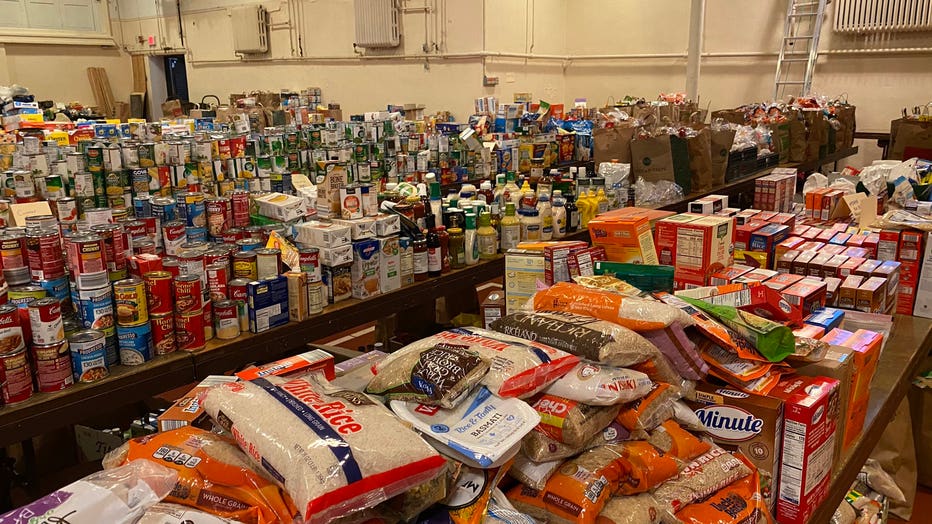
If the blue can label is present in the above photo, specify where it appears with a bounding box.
[71,335,109,382]
[77,286,115,337]
[186,200,207,228]
[116,323,153,365]
[39,276,70,303]
[186,227,208,243]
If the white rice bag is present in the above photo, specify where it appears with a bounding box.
[390,386,541,469]
[202,374,446,524]
[545,361,653,405]
[510,452,562,490]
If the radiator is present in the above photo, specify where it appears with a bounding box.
[354,0,401,48]
[834,0,932,33]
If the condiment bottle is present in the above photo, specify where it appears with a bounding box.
[426,215,442,278]
[500,203,521,251]
[520,209,541,242]
[413,237,429,281]
[552,190,567,239]
[565,192,580,233]
[448,227,465,269]
[477,180,494,205]
[465,212,480,265]
[538,193,553,241]
[437,225,450,273]
[477,211,497,260]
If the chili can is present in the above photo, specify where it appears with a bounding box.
[162,258,181,279]
[28,297,64,345]
[150,313,176,355]
[0,303,25,353]
[143,271,173,315]
[116,323,153,365]
[206,263,230,302]
[114,277,148,326]
[90,223,129,281]
[69,329,109,383]
[173,274,203,314]
[175,310,205,351]
[0,349,32,405]
[204,246,233,268]
[32,339,73,392]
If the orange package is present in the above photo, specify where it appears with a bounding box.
[674,454,775,524]
[654,292,768,362]
[648,421,712,462]
[508,442,681,524]
[617,383,677,431]
[533,282,686,332]
[103,426,297,524]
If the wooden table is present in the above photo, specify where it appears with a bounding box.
[808,314,932,523]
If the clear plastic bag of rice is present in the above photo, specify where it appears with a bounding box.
[484,488,538,524]
[530,394,622,447]
[544,361,653,405]
[616,383,678,431]
[598,494,664,524]
[510,451,563,490]
[651,447,752,516]
[490,311,656,367]
[201,373,447,524]
[521,421,643,463]
[137,503,245,524]
[365,341,490,408]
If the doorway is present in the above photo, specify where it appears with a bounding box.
[164,55,189,103]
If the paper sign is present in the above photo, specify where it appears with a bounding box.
[831,193,877,227]
[10,201,52,227]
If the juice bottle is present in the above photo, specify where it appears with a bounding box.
[500,203,521,251]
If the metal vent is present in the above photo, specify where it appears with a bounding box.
[354,0,400,48]
[834,0,932,33]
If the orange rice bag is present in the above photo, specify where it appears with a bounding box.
[533,282,688,332]
[648,421,711,462]
[103,426,297,524]
[674,454,774,524]
[617,383,677,431]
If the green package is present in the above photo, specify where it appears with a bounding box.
[681,296,795,362]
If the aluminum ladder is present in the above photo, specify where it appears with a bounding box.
[773,0,829,100]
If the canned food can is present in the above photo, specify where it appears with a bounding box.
[0,232,27,271]
[162,258,181,279]
[206,197,232,238]
[235,238,263,252]
[162,220,186,257]
[114,277,148,326]
[177,249,207,288]
[117,322,153,365]
[76,284,116,343]
[104,170,125,197]
[183,193,207,229]
[26,228,66,281]
[66,233,108,289]
[44,174,66,199]
[28,297,64,345]
[134,240,156,255]
[299,247,321,283]
[32,339,73,392]
[232,251,258,280]
[308,281,325,314]
[50,197,78,222]
[90,224,129,281]
[173,274,203,314]
[151,197,177,223]
[137,143,155,168]
[5,267,31,287]
[204,246,233,268]
[202,300,214,341]
[255,248,282,280]
[143,271,173,315]
[13,171,35,199]
[222,228,244,244]
[69,329,108,383]
[0,303,25,353]
[123,220,147,242]
[0,349,32,405]
[24,214,58,231]
[9,285,46,307]
[175,310,206,351]
[231,190,250,228]
[185,227,208,243]
[38,276,71,312]
[206,263,230,302]
[214,300,240,340]
[122,144,139,167]
[63,315,83,340]
[150,313,176,355]
[133,195,152,218]
[103,145,123,172]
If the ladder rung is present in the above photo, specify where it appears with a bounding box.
[777,81,807,85]
[793,1,820,6]
[785,35,814,39]
[781,58,810,62]
[789,12,817,17]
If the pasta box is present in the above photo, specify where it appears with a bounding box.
[734,268,778,285]
[157,375,239,432]
[686,382,784,515]
[504,249,545,314]
[822,255,848,280]
[838,257,867,278]
[807,253,834,279]
[770,375,840,524]
[781,279,827,316]
[247,276,290,333]
[843,246,870,259]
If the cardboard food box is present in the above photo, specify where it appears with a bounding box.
[686,383,785,515]
[734,220,769,253]
[319,244,354,266]
[829,232,851,246]
[770,375,840,524]
[874,260,901,308]
[793,324,824,340]
[838,257,867,279]
[247,276,290,333]
[285,271,309,322]
[805,307,845,333]
[776,250,800,274]
[823,255,848,280]
[707,284,802,323]
[378,236,401,293]
[877,229,900,261]
[351,238,381,299]
[709,264,754,286]
[798,241,825,252]
[824,277,842,306]
[836,330,883,449]
[816,228,838,243]
[807,253,834,278]
[332,217,377,240]
[375,213,401,237]
[254,192,306,222]
[792,251,817,276]
[856,276,886,313]
[735,268,778,285]
[781,279,827,316]
[481,290,506,329]
[516,241,589,285]
[157,376,239,432]
[504,249,545,314]
[821,244,848,257]
[793,347,856,467]
[235,349,335,382]
[901,230,925,316]
[764,272,804,292]
[294,221,351,248]
[776,236,806,262]
[588,214,659,264]
[673,215,735,289]
[735,209,762,227]
[772,212,796,229]
[854,259,882,278]
[863,233,880,259]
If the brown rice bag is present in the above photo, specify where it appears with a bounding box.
[598,494,664,524]
[651,447,752,516]
[521,421,645,462]
[529,394,622,447]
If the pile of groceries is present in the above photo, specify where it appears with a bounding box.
[1,268,890,524]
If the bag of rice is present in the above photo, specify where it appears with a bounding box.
[416,460,513,524]
[365,341,490,408]
[672,400,705,432]
[651,447,752,516]
[0,460,177,524]
[647,421,711,462]
[617,383,678,431]
[390,386,540,469]
[673,454,773,524]
[484,488,538,524]
[510,451,563,490]
[530,394,622,447]
[138,503,245,524]
[521,421,642,463]
[544,361,652,405]
[103,426,297,524]
[491,311,656,367]
[532,282,691,332]
[372,327,579,401]
[573,274,644,297]
[201,374,447,523]
[598,494,663,524]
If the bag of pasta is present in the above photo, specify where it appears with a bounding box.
[103,426,298,524]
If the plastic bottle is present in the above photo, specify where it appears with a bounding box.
[477,212,498,260]
[426,215,442,277]
[505,172,522,207]
[413,237,429,281]
[428,182,442,219]
[465,212,480,265]
[565,192,580,233]
[577,188,592,228]
[519,179,536,210]
[552,190,567,238]
[448,227,465,269]
[538,193,553,241]
[500,203,521,251]
[477,181,494,205]
[520,209,541,242]
[459,183,477,201]
[493,174,507,206]
[596,187,610,215]
[438,225,450,273]
[407,195,426,231]
[490,202,502,252]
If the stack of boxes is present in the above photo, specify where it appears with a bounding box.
[2,99,43,131]
[754,169,797,212]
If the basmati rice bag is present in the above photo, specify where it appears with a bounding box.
[372,327,579,400]
[544,361,653,405]
[617,383,678,431]
[510,451,562,490]
[366,341,490,408]
[673,454,773,524]
[138,504,245,524]
[530,394,622,447]
[598,494,663,524]
[103,426,297,524]
[491,311,656,367]
[651,447,752,516]
[521,421,642,462]
[390,386,540,469]
[532,282,691,332]
[647,421,711,462]
[201,374,447,524]
[416,460,513,524]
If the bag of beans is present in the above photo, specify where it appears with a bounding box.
[532,282,692,332]
[530,394,622,447]
[545,361,653,405]
[491,311,656,367]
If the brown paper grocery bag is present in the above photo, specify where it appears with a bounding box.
[687,128,714,192]
[593,125,635,165]
[772,121,791,163]
[804,110,828,163]
[631,135,676,184]
[834,105,856,150]
[711,108,746,125]
[788,110,807,163]
[710,128,736,186]
[891,119,932,160]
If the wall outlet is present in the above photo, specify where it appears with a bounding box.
[483,76,499,87]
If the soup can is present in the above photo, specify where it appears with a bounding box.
[150,313,176,355]
[69,329,109,383]
[214,300,240,340]
[161,220,186,257]
[38,276,71,312]
[206,197,232,238]
[117,322,153,365]
[76,284,116,340]
[28,297,64,345]
[26,228,65,281]
[255,248,282,280]
[114,277,148,326]
[235,237,262,251]
[0,303,25,353]
[32,339,73,392]
[183,192,207,229]
[299,247,321,283]
[0,349,32,405]
[206,263,230,302]
[67,233,108,290]
[175,310,205,351]
[90,223,129,281]
[232,251,258,280]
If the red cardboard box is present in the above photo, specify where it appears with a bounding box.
[772,213,797,229]
[843,247,869,259]
[792,251,817,276]
[776,236,806,262]
[765,272,805,292]
[771,375,840,524]
[736,268,779,284]
[820,244,847,257]
[781,279,827,316]
[836,330,883,449]
[735,220,770,253]
[709,264,754,286]
[799,241,825,252]
[654,213,704,266]
[898,230,924,315]
[838,257,867,278]
[706,284,802,323]
[776,250,800,274]
[673,215,735,289]
[816,228,837,243]
[863,233,880,259]
[824,277,842,306]
[877,230,900,261]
